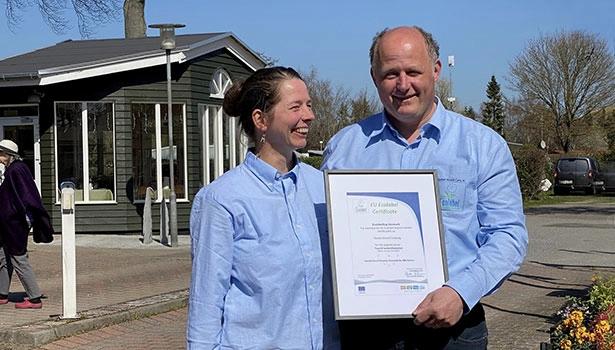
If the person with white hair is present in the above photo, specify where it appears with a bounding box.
[0,139,54,309]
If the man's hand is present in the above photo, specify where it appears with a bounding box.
[412,286,464,329]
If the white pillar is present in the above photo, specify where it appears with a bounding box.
[61,184,78,319]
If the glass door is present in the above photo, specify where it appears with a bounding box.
[0,116,41,193]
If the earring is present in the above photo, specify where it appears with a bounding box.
[259,134,266,144]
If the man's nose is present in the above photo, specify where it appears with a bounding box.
[396,72,411,91]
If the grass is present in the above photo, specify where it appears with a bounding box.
[523,192,615,208]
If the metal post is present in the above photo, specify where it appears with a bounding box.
[60,182,77,319]
[149,23,184,247]
[166,49,178,247]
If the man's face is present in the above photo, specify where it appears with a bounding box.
[371,28,441,129]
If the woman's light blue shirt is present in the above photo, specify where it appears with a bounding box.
[187,152,338,349]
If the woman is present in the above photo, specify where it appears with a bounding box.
[0,139,54,309]
[187,67,339,349]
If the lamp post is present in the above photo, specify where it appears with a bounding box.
[149,23,185,247]
[446,55,456,109]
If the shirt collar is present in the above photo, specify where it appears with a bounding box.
[244,151,299,191]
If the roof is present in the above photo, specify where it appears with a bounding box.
[0,32,266,87]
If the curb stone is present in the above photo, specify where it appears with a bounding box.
[0,289,189,349]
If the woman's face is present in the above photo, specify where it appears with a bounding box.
[263,78,315,157]
[0,151,10,166]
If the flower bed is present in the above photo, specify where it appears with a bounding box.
[550,275,615,349]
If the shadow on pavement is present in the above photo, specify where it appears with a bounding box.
[525,205,615,215]
[559,248,615,255]
[529,260,615,271]
[482,302,553,321]
[513,272,588,287]
[507,277,588,294]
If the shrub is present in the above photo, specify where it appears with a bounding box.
[550,275,615,350]
[513,145,550,200]
[301,156,323,169]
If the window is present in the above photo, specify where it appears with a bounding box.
[55,102,115,202]
[131,103,187,202]
[210,69,232,99]
[200,105,247,185]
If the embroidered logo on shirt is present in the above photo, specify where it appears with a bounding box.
[439,178,466,211]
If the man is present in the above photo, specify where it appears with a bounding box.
[322,26,528,349]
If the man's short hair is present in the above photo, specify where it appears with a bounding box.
[369,26,440,67]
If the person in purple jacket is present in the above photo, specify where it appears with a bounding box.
[0,139,54,309]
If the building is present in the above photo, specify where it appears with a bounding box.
[0,33,266,233]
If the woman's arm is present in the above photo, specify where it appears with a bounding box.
[187,193,234,349]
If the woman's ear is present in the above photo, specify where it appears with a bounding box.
[252,109,268,134]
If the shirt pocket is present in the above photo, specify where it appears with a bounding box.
[436,166,475,213]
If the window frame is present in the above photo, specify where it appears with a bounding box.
[198,104,247,186]
[130,101,189,203]
[209,68,233,99]
[53,101,117,204]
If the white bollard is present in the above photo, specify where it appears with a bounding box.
[60,182,78,319]
[142,187,154,244]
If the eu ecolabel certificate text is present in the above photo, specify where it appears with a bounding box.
[346,192,427,296]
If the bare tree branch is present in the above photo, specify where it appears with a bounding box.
[508,31,615,153]
[4,0,123,38]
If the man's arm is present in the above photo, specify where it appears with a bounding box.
[415,140,528,328]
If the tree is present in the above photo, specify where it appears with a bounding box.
[301,68,381,150]
[4,0,146,38]
[462,106,478,120]
[435,77,455,110]
[509,31,615,153]
[599,108,615,160]
[607,109,615,160]
[506,98,556,148]
[123,0,145,38]
[349,89,380,124]
[301,68,351,150]
[481,75,505,137]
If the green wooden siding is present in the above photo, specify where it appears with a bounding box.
[0,48,256,234]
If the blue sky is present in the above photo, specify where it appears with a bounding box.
[1,0,613,111]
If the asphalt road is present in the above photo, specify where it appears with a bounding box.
[36,202,615,350]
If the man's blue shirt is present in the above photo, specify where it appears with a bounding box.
[322,100,528,310]
[188,152,339,349]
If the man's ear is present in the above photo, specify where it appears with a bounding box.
[433,59,442,82]
[370,67,377,87]
[252,109,267,134]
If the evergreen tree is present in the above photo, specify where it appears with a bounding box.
[481,75,505,137]
[462,106,478,120]
[605,109,615,160]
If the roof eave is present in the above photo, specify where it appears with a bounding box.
[182,32,267,71]
[38,51,187,86]
[0,72,41,87]
[1,33,267,87]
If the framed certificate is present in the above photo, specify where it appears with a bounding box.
[325,170,448,320]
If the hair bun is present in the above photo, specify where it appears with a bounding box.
[222,80,244,117]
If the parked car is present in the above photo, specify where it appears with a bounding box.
[601,161,615,193]
[553,157,604,195]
